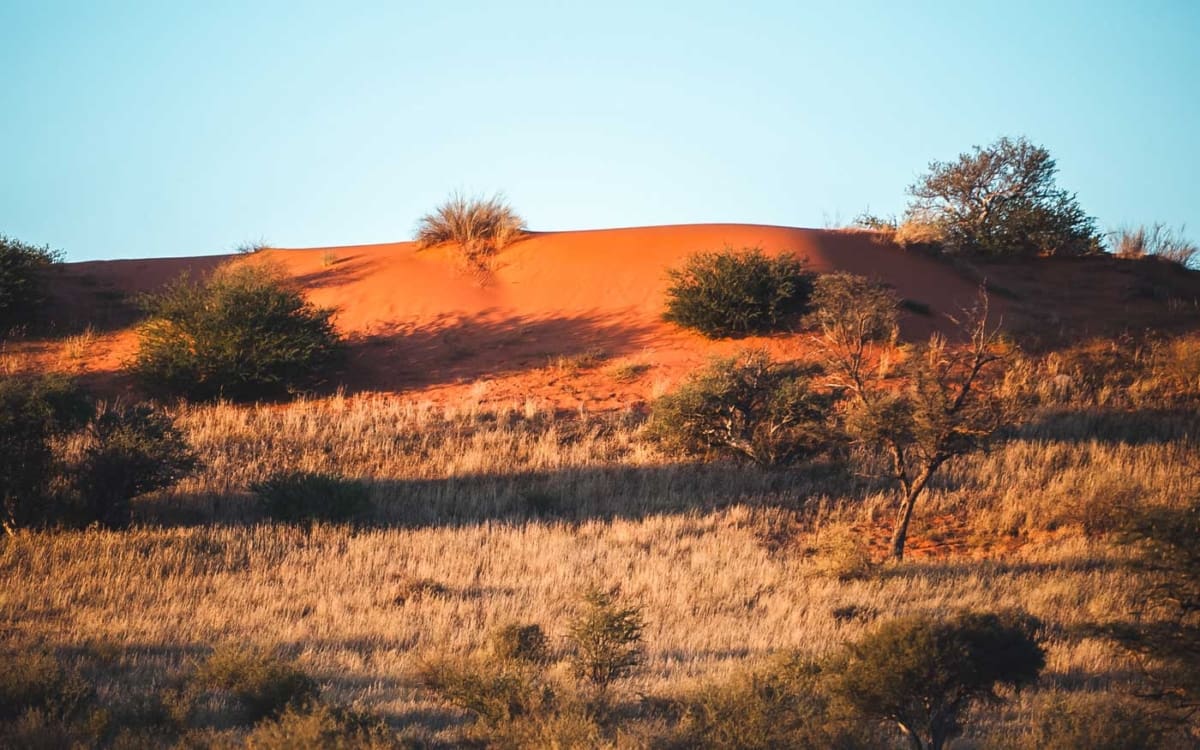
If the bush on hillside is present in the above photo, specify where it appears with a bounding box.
[905,136,1101,257]
[415,192,526,264]
[73,403,199,529]
[0,375,92,534]
[828,610,1044,750]
[251,471,372,526]
[491,623,550,665]
[1110,223,1198,269]
[0,234,61,334]
[567,588,644,695]
[649,350,835,467]
[132,263,342,402]
[177,646,318,726]
[663,247,815,337]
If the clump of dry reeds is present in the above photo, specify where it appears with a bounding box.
[1110,223,1198,268]
[415,192,526,265]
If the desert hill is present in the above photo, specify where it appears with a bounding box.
[28,223,1200,410]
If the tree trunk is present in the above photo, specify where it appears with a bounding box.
[889,462,939,561]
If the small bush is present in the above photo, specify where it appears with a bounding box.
[491,623,550,665]
[0,375,92,533]
[663,247,815,338]
[73,403,199,529]
[567,588,644,694]
[420,656,549,729]
[998,693,1168,750]
[133,263,342,402]
[670,655,873,750]
[648,350,835,467]
[811,522,874,580]
[245,703,403,749]
[252,471,372,526]
[415,192,526,264]
[0,651,93,722]
[0,234,61,334]
[828,610,1044,750]
[181,646,319,726]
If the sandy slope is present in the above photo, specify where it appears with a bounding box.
[38,224,1000,409]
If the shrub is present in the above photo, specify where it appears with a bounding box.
[132,263,342,402]
[245,703,402,749]
[828,610,1044,750]
[670,655,873,750]
[420,656,548,729]
[648,350,835,467]
[567,588,644,694]
[73,403,199,529]
[415,192,526,264]
[905,136,1101,257]
[663,247,815,338]
[0,234,61,334]
[0,651,93,722]
[181,646,318,726]
[1000,693,1168,750]
[491,623,550,665]
[0,375,92,534]
[252,471,372,526]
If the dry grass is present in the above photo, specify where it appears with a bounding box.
[1110,223,1198,268]
[2,386,1197,744]
[414,192,526,266]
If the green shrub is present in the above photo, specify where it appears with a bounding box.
[648,350,835,467]
[181,646,319,726]
[567,588,644,694]
[828,611,1044,750]
[0,651,93,722]
[491,623,550,665]
[670,655,873,750]
[245,703,403,749]
[252,471,372,526]
[415,192,526,265]
[132,263,342,402]
[0,375,92,534]
[663,247,815,338]
[997,693,1168,750]
[73,403,199,529]
[0,234,61,334]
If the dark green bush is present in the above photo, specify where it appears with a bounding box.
[252,471,372,525]
[828,611,1044,750]
[669,655,873,750]
[0,235,61,334]
[73,403,199,529]
[132,263,342,402]
[663,247,815,338]
[181,645,319,726]
[567,588,644,694]
[648,350,836,467]
[0,651,93,722]
[245,703,403,749]
[0,375,92,533]
[491,623,550,665]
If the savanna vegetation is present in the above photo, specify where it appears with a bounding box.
[4,141,1200,747]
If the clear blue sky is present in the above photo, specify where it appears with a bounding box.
[2,1,1197,261]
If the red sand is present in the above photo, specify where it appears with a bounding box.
[29,225,1013,409]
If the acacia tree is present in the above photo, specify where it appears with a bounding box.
[906,136,1101,257]
[808,273,1016,560]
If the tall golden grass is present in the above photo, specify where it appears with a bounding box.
[3,380,1198,744]
[415,192,526,265]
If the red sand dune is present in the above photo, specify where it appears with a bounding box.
[39,224,1008,410]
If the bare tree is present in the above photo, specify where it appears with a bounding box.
[808,274,1017,560]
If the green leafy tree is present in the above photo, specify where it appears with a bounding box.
[649,350,835,467]
[568,588,644,696]
[829,611,1044,750]
[133,263,342,401]
[905,136,1101,256]
[664,247,815,338]
[0,235,61,333]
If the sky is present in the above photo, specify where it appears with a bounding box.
[2,1,1197,262]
